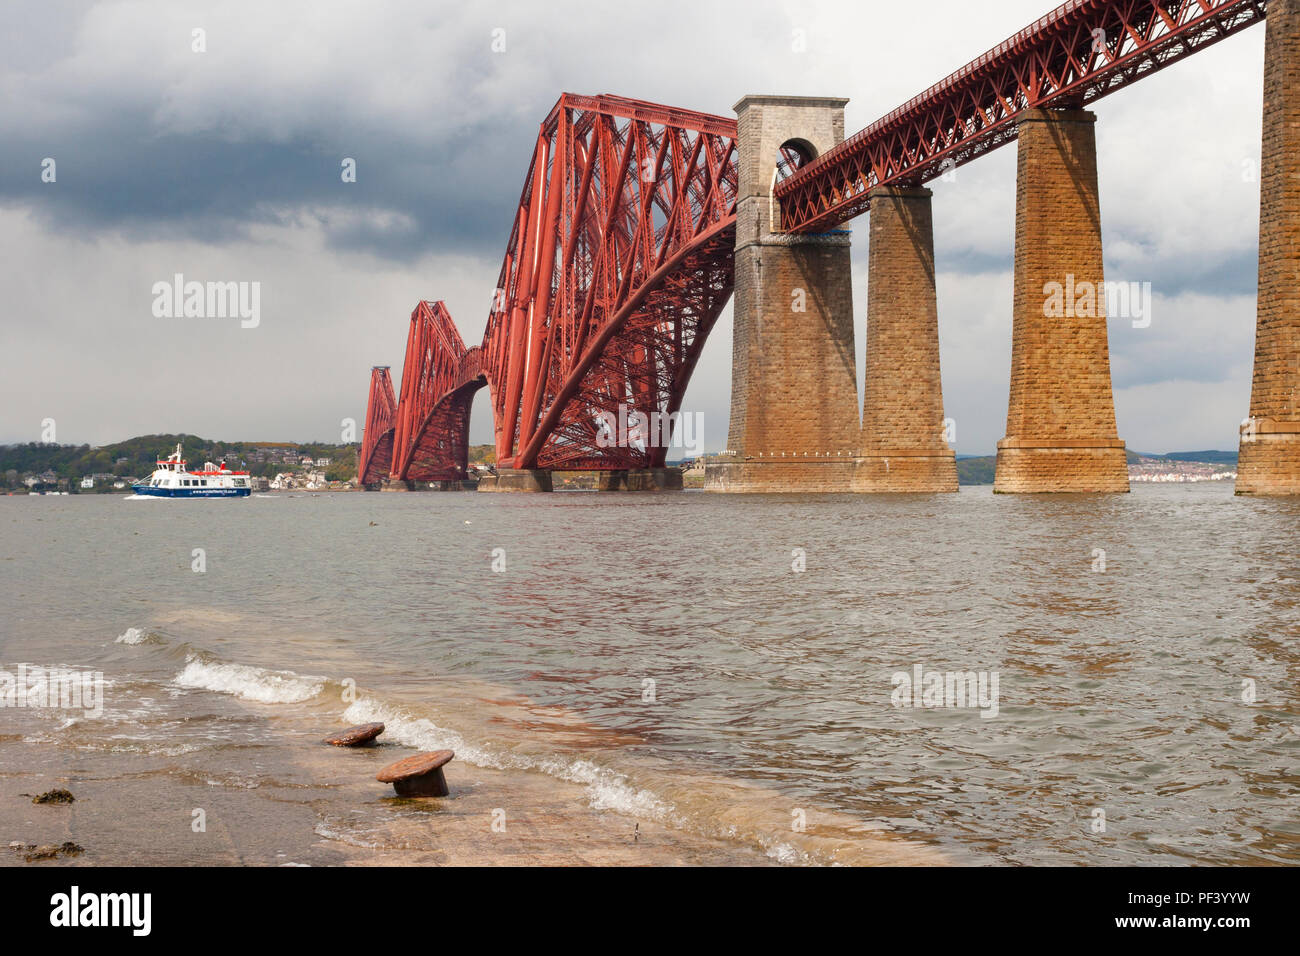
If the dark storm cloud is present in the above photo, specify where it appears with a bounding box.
[2,107,537,261]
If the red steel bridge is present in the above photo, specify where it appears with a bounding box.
[359,0,1269,485]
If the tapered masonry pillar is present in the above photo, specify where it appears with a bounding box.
[476,469,552,493]
[994,108,1129,493]
[704,95,860,493]
[1238,0,1300,495]
[854,186,958,492]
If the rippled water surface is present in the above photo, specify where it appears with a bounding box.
[2,485,1297,864]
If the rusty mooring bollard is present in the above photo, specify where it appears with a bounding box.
[376,750,455,797]
[323,722,385,747]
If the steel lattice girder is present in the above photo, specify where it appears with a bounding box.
[776,0,1268,233]
[481,93,739,469]
[358,366,398,484]
[390,301,486,481]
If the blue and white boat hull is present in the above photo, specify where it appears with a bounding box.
[131,485,251,498]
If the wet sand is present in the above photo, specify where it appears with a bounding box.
[2,736,774,866]
[1,682,947,867]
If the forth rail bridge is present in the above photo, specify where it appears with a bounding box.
[358,0,1299,496]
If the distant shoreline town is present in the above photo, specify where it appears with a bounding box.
[1,434,1241,493]
[950,450,1238,485]
[1125,458,1236,483]
[0,435,362,494]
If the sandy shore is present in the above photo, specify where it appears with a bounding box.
[1,728,780,866]
[2,606,949,867]
[1,697,947,866]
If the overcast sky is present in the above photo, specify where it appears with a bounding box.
[0,0,1268,454]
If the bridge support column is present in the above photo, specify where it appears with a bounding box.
[477,469,552,493]
[1238,0,1300,495]
[705,95,860,494]
[596,469,683,492]
[381,478,478,491]
[854,185,958,492]
[994,108,1128,493]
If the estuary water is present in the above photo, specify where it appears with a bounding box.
[1,484,1296,865]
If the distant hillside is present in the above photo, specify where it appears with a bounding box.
[956,456,996,485]
[1131,449,1238,465]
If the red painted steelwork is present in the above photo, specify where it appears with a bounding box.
[358,366,397,485]
[390,301,487,481]
[776,0,1267,232]
[482,94,738,469]
[357,95,739,480]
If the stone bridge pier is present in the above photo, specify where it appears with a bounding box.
[994,108,1129,493]
[854,185,958,492]
[1238,0,1300,495]
[705,95,861,493]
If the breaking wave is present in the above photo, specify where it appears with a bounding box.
[173,658,325,704]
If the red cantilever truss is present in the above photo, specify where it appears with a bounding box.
[483,94,738,469]
[776,0,1267,232]
[388,300,486,482]
[358,95,739,482]
[358,366,397,485]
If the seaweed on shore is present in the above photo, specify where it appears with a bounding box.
[10,841,84,862]
[31,788,75,804]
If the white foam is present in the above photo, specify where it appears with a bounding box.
[342,699,500,767]
[543,757,673,821]
[173,659,324,704]
[762,841,803,864]
[115,627,147,645]
[313,822,391,850]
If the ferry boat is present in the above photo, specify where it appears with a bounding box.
[132,444,251,498]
